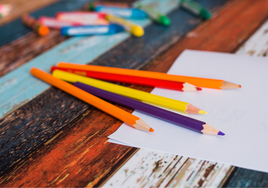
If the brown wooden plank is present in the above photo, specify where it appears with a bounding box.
[0,30,65,76]
[0,0,59,26]
[1,0,268,187]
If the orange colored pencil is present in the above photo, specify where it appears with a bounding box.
[57,63,241,89]
[30,68,154,132]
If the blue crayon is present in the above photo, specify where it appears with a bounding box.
[61,24,124,36]
[94,6,147,19]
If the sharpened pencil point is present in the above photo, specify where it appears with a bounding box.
[218,131,225,136]
[198,110,207,114]
[149,128,154,132]
[196,87,202,91]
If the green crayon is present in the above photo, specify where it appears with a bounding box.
[137,4,170,26]
[180,0,211,20]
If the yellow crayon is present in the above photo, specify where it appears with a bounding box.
[52,70,207,114]
[105,14,144,37]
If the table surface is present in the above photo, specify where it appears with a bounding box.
[0,0,268,187]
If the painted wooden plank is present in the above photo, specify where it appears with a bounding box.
[0,30,66,77]
[236,19,268,57]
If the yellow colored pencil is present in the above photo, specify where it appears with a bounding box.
[52,70,206,114]
[31,68,153,132]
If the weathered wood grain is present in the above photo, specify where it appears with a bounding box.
[0,30,66,77]
[236,19,268,56]
[0,0,59,27]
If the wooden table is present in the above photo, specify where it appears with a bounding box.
[0,0,268,187]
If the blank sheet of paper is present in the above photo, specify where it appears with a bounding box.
[109,50,268,173]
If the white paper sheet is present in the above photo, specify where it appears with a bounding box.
[108,50,268,173]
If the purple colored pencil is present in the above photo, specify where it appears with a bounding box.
[74,82,224,136]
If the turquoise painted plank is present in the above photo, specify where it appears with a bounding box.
[0,0,179,118]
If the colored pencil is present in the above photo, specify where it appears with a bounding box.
[52,70,207,114]
[74,82,224,135]
[57,63,241,89]
[50,66,202,92]
[30,68,153,132]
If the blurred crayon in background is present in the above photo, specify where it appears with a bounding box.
[39,16,83,29]
[94,6,147,19]
[180,0,211,20]
[106,14,144,37]
[56,12,108,25]
[61,24,124,36]
[85,1,132,10]
[22,13,50,36]
[0,4,12,18]
[137,4,170,26]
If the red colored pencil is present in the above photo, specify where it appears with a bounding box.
[50,66,202,92]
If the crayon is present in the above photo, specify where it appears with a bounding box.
[95,6,147,19]
[85,1,132,10]
[0,4,12,17]
[39,17,82,29]
[21,13,50,36]
[106,14,144,37]
[137,4,170,26]
[57,12,106,19]
[180,0,211,20]
[60,24,124,36]
[56,12,108,25]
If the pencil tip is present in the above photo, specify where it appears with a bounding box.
[239,85,242,88]
[149,128,154,132]
[218,131,225,136]
[196,87,202,91]
[198,110,207,114]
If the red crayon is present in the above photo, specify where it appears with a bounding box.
[51,66,202,92]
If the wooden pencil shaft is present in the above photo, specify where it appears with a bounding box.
[52,70,192,113]
[51,66,195,91]
[57,63,225,89]
[30,68,140,127]
[74,82,208,133]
